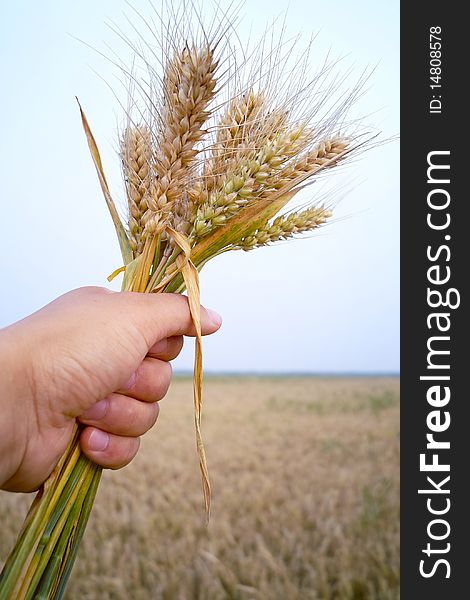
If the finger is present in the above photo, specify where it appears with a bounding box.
[80,427,140,470]
[116,357,172,402]
[147,335,184,361]
[117,292,222,340]
[78,393,159,437]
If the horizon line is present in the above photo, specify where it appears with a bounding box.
[173,370,400,378]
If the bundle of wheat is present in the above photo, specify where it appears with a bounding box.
[0,3,370,598]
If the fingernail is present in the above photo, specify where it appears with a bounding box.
[206,308,222,327]
[88,429,110,452]
[82,399,108,421]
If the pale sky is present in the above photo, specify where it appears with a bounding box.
[0,0,399,373]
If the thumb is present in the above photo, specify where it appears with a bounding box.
[117,291,222,341]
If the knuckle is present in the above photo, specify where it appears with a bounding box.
[123,400,139,428]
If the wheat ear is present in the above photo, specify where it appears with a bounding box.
[121,125,153,255]
[270,138,350,191]
[190,130,337,240]
[143,45,218,237]
[237,206,332,250]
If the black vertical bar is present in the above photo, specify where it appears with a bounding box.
[401,4,467,598]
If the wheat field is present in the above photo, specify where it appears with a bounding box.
[0,376,399,599]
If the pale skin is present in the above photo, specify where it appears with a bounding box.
[0,287,222,493]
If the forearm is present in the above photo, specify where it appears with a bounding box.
[0,325,31,488]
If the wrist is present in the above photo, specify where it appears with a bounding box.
[0,324,33,488]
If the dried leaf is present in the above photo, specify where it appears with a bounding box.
[107,266,125,282]
[168,228,211,520]
[77,99,133,266]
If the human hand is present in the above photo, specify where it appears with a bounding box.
[0,287,221,492]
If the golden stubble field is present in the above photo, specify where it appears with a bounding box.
[0,376,399,599]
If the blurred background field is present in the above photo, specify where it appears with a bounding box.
[0,376,399,599]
